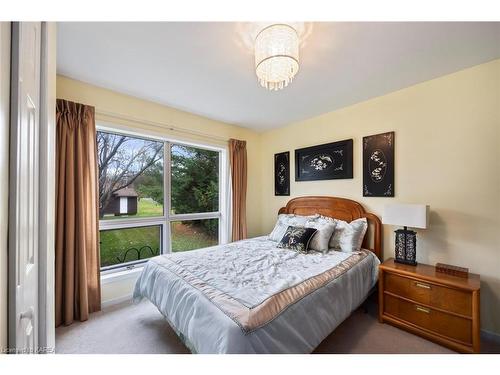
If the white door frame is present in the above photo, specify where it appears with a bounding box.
[8,21,56,354]
[38,22,56,353]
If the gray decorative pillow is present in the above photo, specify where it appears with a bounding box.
[329,218,368,252]
[268,214,318,242]
[304,217,336,253]
[277,226,318,253]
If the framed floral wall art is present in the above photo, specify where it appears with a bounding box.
[274,151,290,196]
[363,131,395,197]
[295,139,353,181]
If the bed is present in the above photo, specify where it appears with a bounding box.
[133,196,382,353]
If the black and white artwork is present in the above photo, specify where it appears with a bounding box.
[274,151,290,196]
[363,131,395,197]
[295,139,353,181]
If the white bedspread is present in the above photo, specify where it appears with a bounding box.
[133,236,380,353]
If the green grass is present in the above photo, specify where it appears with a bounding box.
[99,212,218,267]
[137,198,164,216]
[99,226,161,267]
[171,222,218,252]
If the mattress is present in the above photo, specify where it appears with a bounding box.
[133,236,380,353]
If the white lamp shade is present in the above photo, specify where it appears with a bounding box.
[382,203,429,229]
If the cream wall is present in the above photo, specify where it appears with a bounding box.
[56,75,262,305]
[260,59,500,334]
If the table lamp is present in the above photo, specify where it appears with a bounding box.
[382,203,429,266]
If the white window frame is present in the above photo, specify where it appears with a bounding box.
[97,123,227,275]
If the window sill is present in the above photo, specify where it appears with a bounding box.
[100,266,143,285]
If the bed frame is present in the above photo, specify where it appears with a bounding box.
[278,196,382,259]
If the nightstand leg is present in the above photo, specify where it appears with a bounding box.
[472,289,480,353]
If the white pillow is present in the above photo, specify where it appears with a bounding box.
[268,214,318,242]
[329,218,368,252]
[304,217,336,253]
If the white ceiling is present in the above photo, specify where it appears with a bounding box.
[57,22,500,131]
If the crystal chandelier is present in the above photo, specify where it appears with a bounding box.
[254,23,300,91]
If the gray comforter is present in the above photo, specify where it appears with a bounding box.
[133,236,380,353]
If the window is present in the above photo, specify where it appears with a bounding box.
[97,131,164,220]
[171,144,219,214]
[100,225,162,268]
[97,128,224,272]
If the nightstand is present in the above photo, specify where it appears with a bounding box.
[378,258,481,353]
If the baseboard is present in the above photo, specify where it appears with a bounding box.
[481,329,500,344]
[101,294,133,309]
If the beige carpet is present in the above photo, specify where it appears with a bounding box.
[56,297,500,354]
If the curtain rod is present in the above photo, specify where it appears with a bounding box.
[95,109,230,143]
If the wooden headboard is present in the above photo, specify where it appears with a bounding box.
[278,196,382,259]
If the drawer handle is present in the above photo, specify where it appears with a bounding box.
[415,282,431,290]
[416,305,430,314]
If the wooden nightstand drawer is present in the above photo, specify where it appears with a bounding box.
[384,272,472,316]
[378,259,480,353]
[384,294,473,345]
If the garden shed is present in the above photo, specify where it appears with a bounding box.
[103,187,138,216]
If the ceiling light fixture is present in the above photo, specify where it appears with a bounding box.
[254,23,300,91]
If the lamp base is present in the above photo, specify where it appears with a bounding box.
[394,227,418,266]
[394,258,418,266]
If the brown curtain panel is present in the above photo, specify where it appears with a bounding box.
[229,139,247,241]
[55,99,101,327]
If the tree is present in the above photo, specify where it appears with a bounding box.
[171,145,219,235]
[97,132,163,218]
[135,163,164,205]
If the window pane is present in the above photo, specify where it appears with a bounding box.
[170,144,219,214]
[99,225,161,268]
[97,131,164,220]
[171,219,218,252]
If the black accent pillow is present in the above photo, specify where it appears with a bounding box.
[277,225,318,253]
